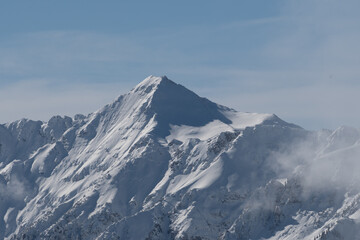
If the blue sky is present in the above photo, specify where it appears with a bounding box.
[1,1,360,130]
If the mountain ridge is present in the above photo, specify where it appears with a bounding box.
[0,76,359,240]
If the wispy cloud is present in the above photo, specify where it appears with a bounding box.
[270,128,360,197]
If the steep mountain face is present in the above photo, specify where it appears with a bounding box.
[0,76,360,240]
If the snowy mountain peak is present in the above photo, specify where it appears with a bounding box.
[132,75,173,94]
[101,75,234,137]
[91,76,292,140]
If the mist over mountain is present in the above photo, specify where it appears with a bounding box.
[0,76,360,240]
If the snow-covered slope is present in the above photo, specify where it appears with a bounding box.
[0,76,359,240]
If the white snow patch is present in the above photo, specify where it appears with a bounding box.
[276,178,288,186]
[167,111,272,142]
[349,209,360,223]
[167,120,232,142]
[167,159,223,194]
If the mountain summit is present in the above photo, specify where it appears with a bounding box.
[132,75,232,133]
[83,75,278,142]
[0,76,359,239]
